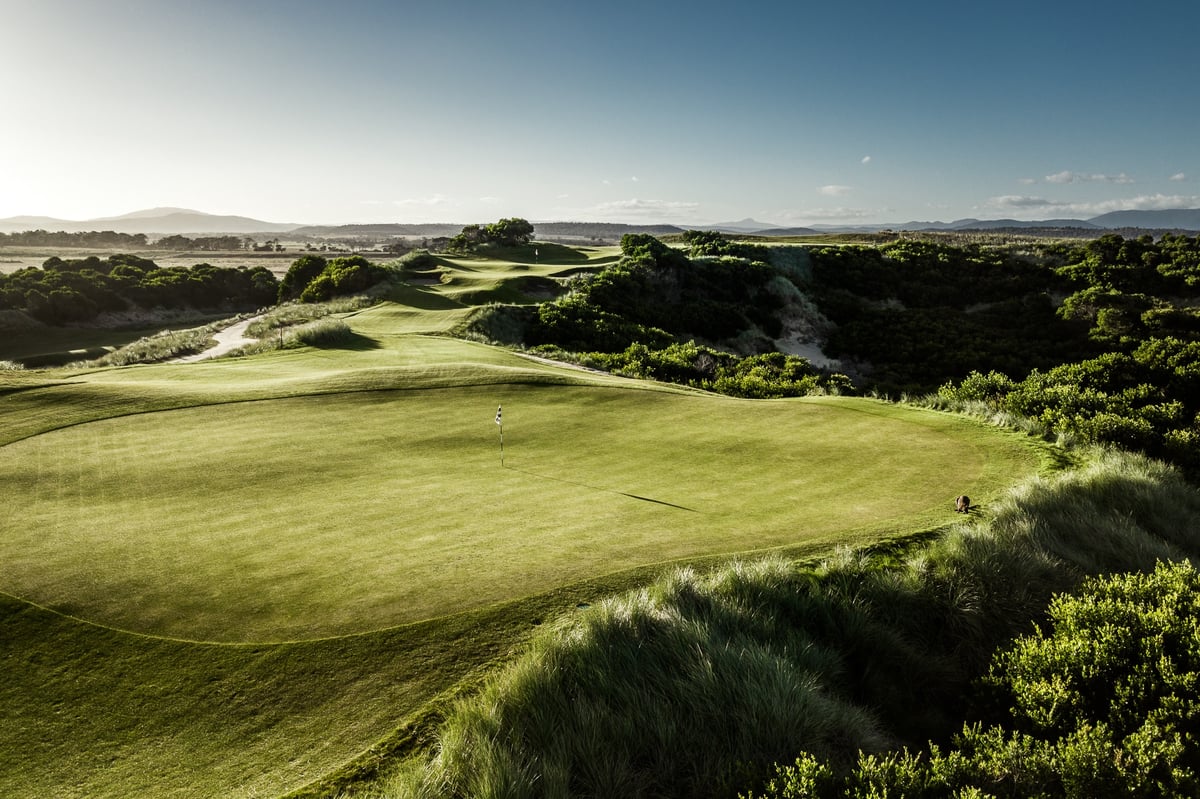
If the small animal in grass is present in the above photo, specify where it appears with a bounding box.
[955,495,971,514]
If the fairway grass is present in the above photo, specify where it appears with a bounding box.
[0,251,1046,798]
[0,383,1030,642]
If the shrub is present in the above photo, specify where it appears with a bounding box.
[747,561,1200,798]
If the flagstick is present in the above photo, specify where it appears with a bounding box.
[496,405,504,467]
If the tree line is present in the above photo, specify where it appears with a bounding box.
[0,255,278,324]
[0,251,399,326]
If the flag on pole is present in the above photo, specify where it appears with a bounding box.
[495,405,502,425]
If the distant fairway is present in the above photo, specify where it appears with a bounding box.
[0,382,1025,642]
[0,249,1046,799]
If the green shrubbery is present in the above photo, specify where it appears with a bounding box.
[277,255,393,303]
[581,341,851,398]
[527,233,785,353]
[0,255,278,324]
[748,561,1200,798]
[939,336,1200,474]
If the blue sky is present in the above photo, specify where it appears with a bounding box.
[3,0,1198,226]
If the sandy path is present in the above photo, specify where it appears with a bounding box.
[174,316,264,363]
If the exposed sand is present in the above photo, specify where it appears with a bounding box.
[173,316,263,363]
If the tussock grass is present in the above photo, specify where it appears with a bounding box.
[76,322,222,366]
[364,449,1200,799]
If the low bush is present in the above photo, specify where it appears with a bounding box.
[748,560,1200,798]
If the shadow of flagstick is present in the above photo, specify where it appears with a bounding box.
[505,466,700,513]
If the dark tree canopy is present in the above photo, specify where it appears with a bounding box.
[449,218,535,251]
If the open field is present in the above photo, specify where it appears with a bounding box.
[0,245,1047,798]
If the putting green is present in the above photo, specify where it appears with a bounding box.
[0,383,1032,643]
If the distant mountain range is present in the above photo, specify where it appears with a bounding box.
[3,207,1200,237]
[807,209,1200,234]
[0,207,299,235]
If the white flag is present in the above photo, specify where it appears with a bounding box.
[495,405,502,425]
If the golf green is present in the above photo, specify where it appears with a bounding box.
[0,383,1032,643]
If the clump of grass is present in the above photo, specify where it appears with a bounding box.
[292,318,355,347]
[243,297,373,339]
[0,360,25,371]
[75,324,221,367]
[231,298,376,355]
[362,448,1200,799]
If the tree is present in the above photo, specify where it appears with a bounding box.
[484,217,534,247]
[449,218,535,251]
[277,255,328,302]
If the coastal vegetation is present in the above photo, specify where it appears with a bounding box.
[4,222,1200,797]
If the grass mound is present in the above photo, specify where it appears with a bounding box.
[363,449,1200,799]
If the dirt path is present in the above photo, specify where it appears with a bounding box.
[174,316,263,363]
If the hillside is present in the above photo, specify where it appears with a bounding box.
[0,239,1048,798]
[6,231,1200,797]
[0,208,298,235]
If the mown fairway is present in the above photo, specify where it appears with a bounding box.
[0,247,1044,798]
[0,381,1025,643]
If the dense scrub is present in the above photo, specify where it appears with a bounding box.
[526,233,787,352]
[807,234,1200,476]
[808,239,1093,389]
[748,560,1200,798]
[362,450,1200,799]
[277,254,394,303]
[0,253,278,323]
[557,341,852,398]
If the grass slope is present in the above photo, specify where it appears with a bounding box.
[0,247,1046,798]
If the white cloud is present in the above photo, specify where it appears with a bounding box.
[1044,170,1134,185]
[630,176,639,183]
[778,206,874,222]
[478,196,500,204]
[591,198,701,220]
[987,195,1058,210]
[392,194,455,208]
[1018,177,1038,185]
[819,185,853,197]
[860,155,871,165]
[987,192,1200,217]
[1171,172,1188,182]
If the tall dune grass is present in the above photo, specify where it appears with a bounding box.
[359,449,1200,799]
[74,321,228,366]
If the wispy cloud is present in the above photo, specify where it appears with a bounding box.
[392,194,456,208]
[819,185,853,197]
[778,206,875,222]
[987,192,1200,217]
[987,195,1058,210]
[592,198,701,220]
[1171,172,1188,182]
[1043,170,1134,185]
[860,155,872,165]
